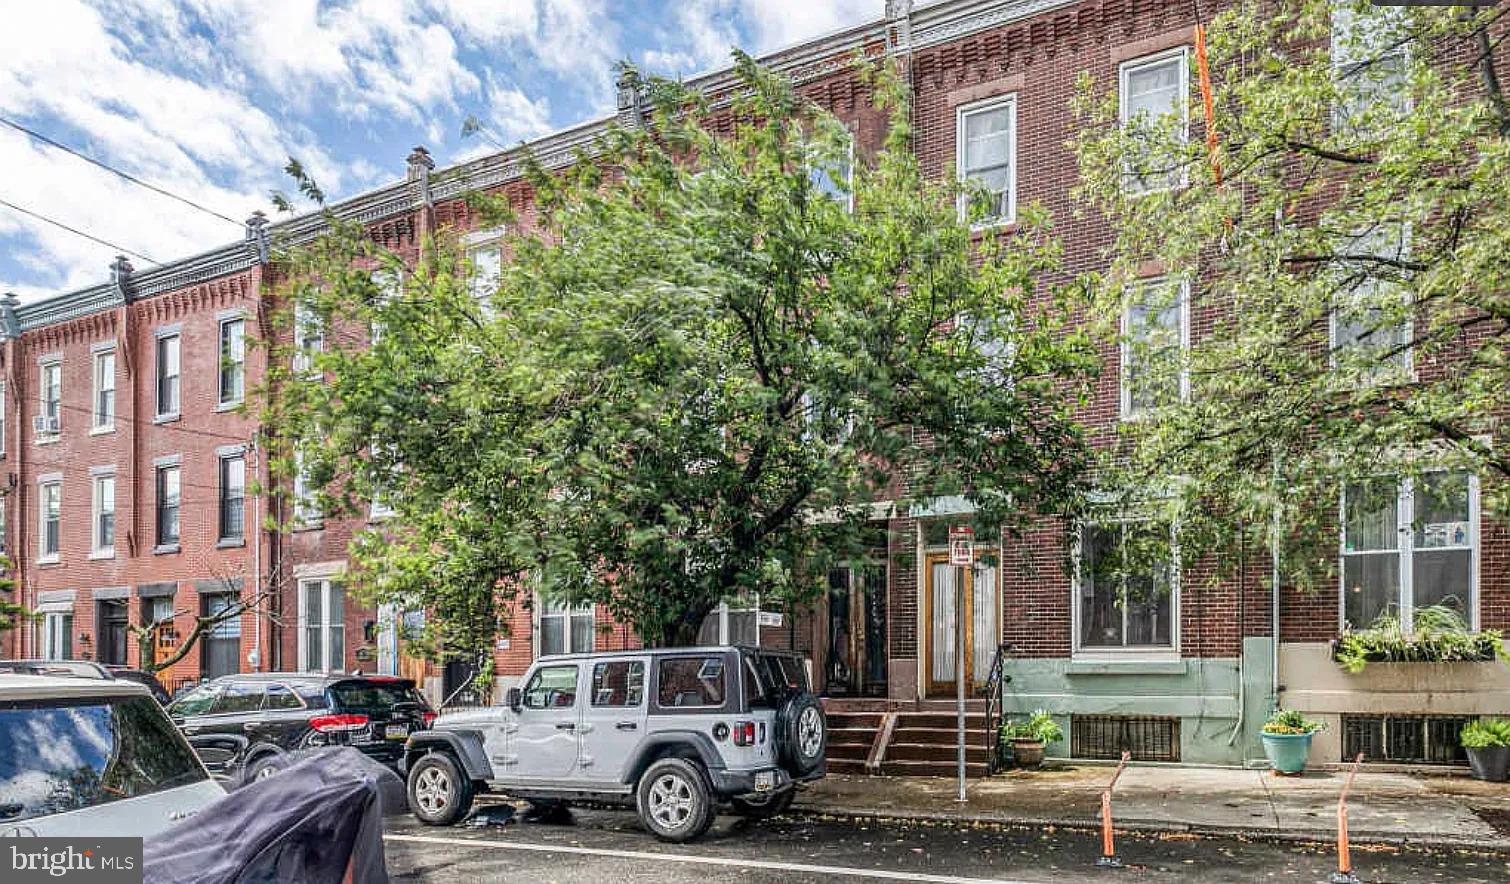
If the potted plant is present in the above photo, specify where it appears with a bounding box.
[1460,718,1510,782]
[1003,709,1064,769]
[1261,709,1325,775]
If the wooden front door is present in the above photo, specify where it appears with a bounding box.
[925,553,999,697]
[822,563,888,697]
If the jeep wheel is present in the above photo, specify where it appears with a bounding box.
[730,788,794,819]
[408,753,474,826]
[636,758,715,843]
[776,691,826,776]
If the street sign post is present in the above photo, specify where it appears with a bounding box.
[947,525,974,803]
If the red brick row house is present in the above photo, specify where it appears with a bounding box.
[2,0,1505,771]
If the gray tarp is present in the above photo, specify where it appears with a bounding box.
[144,748,404,884]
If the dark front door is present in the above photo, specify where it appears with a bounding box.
[823,563,888,698]
[97,599,129,666]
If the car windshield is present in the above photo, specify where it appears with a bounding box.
[329,681,425,711]
[0,695,208,823]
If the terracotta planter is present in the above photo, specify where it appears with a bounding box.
[1466,746,1510,782]
[1012,739,1045,769]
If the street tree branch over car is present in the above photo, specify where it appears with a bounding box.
[265,56,1097,660]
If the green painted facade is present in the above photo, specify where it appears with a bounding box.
[998,638,1276,766]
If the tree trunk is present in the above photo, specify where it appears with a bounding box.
[663,598,719,648]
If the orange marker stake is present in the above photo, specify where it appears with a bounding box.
[1096,750,1132,869]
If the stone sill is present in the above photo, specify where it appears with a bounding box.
[1066,659,1188,676]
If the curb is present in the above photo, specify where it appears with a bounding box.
[787,802,1510,855]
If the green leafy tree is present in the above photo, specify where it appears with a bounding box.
[1074,1,1510,597]
[266,56,1097,655]
[0,556,28,634]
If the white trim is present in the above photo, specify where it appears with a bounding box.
[1338,471,1479,632]
[292,559,347,580]
[535,590,596,656]
[1069,516,1182,660]
[91,469,116,557]
[955,93,1017,227]
[1119,277,1190,421]
[1118,46,1191,195]
[297,577,346,671]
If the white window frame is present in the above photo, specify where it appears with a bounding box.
[0,380,7,456]
[155,461,181,550]
[1119,277,1191,420]
[91,346,116,432]
[297,578,345,672]
[90,468,115,559]
[809,130,855,213]
[292,303,323,376]
[38,358,61,439]
[1071,516,1181,661]
[1327,224,1413,380]
[955,93,1017,227]
[537,594,595,656]
[1119,47,1190,195]
[1331,2,1410,128]
[37,478,61,563]
[1339,472,1479,633]
[218,451,246,544]
[461,230,503,314]
[293,450,321,526]
[41,608,72,661]
[218,314,246,408]
[368,443,397,520]
[155,330,181,420]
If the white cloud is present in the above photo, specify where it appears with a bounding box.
[645,0,875,77]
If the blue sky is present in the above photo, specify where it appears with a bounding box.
[0,0,880,301]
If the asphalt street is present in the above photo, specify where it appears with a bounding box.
[383,802,1510,883]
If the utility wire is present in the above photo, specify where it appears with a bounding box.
[0,114,243,227]
[0,195,159,265]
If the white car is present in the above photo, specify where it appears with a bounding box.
[0,674,225,837]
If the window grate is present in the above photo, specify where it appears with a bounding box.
[1341,715,1472,765]
[1071,715,1180,762]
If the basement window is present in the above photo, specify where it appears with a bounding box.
[1071,715,1180,762]
[1341,714,1472,765]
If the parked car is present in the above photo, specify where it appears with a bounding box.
[0,659,171,704]
[166,672,436,784]
[404,646,826,842]
[0,673,225,837]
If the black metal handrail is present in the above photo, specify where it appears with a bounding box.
[984,642,1015,772]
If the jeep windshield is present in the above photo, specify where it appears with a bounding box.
[0,695,209,823]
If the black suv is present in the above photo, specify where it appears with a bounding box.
[167,672,435,784]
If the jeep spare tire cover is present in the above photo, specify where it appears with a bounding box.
[777,691,825,775]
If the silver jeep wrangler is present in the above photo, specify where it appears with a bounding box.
[403,646,826,842]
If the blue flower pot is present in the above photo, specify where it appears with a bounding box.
[1262,732,1314,774]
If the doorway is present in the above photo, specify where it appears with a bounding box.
[822,563,888,697]
[925,553,998,697]
[97,599,128,666]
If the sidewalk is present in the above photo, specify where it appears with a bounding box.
[792,766,1510,851]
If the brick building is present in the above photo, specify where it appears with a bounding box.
[2,0,1505,769]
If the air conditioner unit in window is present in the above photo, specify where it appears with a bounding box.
[32,414,59,434]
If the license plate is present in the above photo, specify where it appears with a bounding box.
[385,724,409,740]
[755,771,774,792]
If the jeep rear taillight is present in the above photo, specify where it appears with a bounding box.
[732,720,756,746]
[421,711,438,726]
[310,713,369,733]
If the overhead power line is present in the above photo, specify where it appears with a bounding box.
[0,195,159,265]
[0,114,244,227]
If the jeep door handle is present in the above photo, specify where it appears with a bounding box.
[615,722,638,731]
[555,722,576,731]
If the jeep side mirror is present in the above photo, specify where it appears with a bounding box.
[506,687,521,712]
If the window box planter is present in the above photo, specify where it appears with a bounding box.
[1331,609,1505,675]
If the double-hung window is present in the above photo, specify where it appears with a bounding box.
[1075,517,1178,655]
[218,452,245,543]
[1342,472,1477,631]
[292,303,323,376]
[540,599,595,656]
[1120,278,1189,418]
[808,130,854,212]
[42,610,72,660]
[956,95,1016,226]
[92,347,115,430]
[298,579,345,671]
[218,316,246,406]
[37,478,60,562]
[0,381,7,456]
[1329,224,1412,380]
[38,359,61,437]
[1332,2,1409,133]
[156,461,181,549]
[1120,49,1189,194]
[156,331,180,418]
[293,451,321,526]
[91,469,115,557]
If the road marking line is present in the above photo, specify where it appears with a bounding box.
[384,832,1045,884]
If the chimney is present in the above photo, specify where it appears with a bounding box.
[406,146,435,208]
[0,292,18,340]
[244,211,270,264]
[887,0,913,54]
[110,255,134,302]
